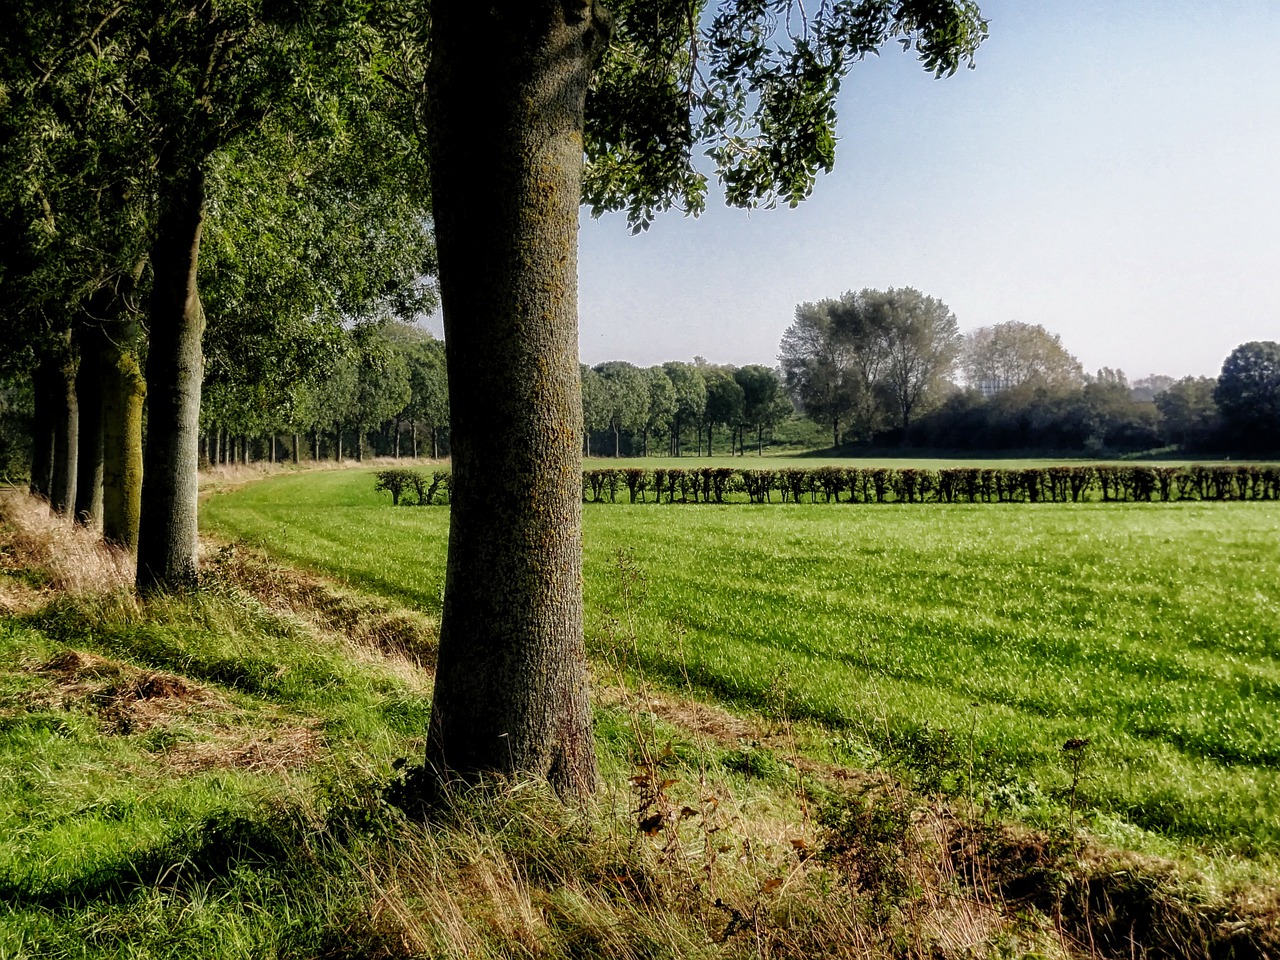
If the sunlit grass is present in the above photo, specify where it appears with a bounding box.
[201,468,1280,858]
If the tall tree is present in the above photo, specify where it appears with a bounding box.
[421,0,986,798]
[960,321,1083,391]
[879,287,962,441]
[661,360,707,457]
[580,365,611,457]
[702,368,744,456]
[734,364,784,454]
[1156,376,1220,450]
[779,300,861,448]
[640,365,677,457]
[1215,341,1280,453]
[595,361,649,456]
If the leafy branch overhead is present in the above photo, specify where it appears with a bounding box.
[582,0,988,228]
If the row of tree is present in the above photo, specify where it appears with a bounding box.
[581,359,792,458]
[2,3,436,585]
[779,293,1279,454]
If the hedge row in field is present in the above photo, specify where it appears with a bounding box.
[581,464,1280,504]
[373,468,451,505]
[377,464,1280,506]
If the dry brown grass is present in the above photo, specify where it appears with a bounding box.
[0,488,133,610]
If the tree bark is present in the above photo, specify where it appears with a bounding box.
[422,1,607,800]
[28,354,58,500]
[73,325,106,527]
[101,317,146,550]
[136,165,206,590]
[292,433,300,464]
[48,330,79,517]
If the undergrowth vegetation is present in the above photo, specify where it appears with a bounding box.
[4,484,1280,958]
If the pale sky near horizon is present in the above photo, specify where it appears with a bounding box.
[570,0,1280,381]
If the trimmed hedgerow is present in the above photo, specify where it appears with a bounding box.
[373,469,450,505]
[385,466,1280,508]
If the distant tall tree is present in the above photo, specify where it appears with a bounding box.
[1215,341,1280,453]
[580,365,610,457]
[702,368,745,456]
[640,366,677,457]
[662,361,707,457]
[779,302,860,448]
[879,288,961,441]
[397,330,449,459]
[960,321,1083,390]
[1130,374,1175,403]
[734,364,784,454]
[1156,376,1220,450]
[595,361,648,457]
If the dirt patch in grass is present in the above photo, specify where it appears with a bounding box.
[163,721,324,774]
[26,647,325,772]
[33,648,218,734]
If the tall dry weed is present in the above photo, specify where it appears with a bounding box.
[0,488,133,601]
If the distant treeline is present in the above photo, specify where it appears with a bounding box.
[377,464,1280,507]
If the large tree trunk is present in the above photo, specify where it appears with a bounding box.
[422,2,608,800]
[74,325,106,527]
[101,318,146,550]
[136,165,206,590]
[48,330,79,517]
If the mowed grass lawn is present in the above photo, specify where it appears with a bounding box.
[202,467,1280,859]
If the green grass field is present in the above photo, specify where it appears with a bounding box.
[201,467,1280,861]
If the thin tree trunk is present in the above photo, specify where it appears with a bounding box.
[48,329,79,517]
[613,423,620,458]
[412,424,419,459]
[111,295,162,556]
[73,324,106,527]
[431,426,438,460]
[28,353,58,500]
[337,429,343,461]
[706,423,713,457]
[313,428,320,462]
[137,165,206,590]
[292,433,300,464]
[422,2,606,800]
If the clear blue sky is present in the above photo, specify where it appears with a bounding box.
[574,0,1280,380]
